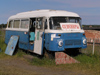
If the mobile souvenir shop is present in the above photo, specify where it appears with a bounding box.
[5,10,87,56]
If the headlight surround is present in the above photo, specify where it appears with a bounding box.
[83,39,87,45]
[58,40,63,47]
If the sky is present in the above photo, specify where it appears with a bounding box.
[0,0,100,25]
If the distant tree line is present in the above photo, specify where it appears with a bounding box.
[82,25,100,27]
[0,24,7,29]
[82,25,100,30]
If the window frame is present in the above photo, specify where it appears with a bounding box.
[8,20,13,28]
[13,20,20,28]
[8,18,30,30]
[20,19,29,29]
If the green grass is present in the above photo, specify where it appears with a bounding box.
[53,54,100,75]
[81,44,100,56]
[30,57,55,66]
[0,30,7,58]
[28,46,100,75]
[14,49,27,57]
[75,54,100,64]
[27,51,100,74]
[0,30,6,50]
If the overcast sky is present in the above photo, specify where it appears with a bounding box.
[0,0,100,25]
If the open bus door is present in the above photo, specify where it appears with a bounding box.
[33,17,45,55]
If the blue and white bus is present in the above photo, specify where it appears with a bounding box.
[5,10,87,55]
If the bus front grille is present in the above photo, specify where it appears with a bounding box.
[65,40,81,46]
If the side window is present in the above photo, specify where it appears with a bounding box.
[21,19,29,29]
[13,20,20,28]
[8,20,13,28]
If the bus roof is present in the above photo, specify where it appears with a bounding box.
[8,9,80,21]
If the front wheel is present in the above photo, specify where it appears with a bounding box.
[43,49,55,59]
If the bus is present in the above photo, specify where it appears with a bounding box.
[5,9,87,55]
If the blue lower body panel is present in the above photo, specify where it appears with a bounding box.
[5,30,34,51]
[44,33,87,51]
[5,30,87,53]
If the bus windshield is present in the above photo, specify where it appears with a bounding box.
[49,17,82,30]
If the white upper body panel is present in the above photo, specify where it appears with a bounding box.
[6,9,84,33]
[5,28,84,33]
[45,29,84,33]
[8,9,80,21]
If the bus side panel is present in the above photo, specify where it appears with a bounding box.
[5,30,29,50]
[29,44,34,51]
[44,33,50,50]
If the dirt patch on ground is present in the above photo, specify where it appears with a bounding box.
[0,55,84,75]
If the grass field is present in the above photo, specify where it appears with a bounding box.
[0,30,100,75]
[0,30,6,53]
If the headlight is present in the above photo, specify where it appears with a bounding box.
[83,39,87,45]
[58,40,63,47]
